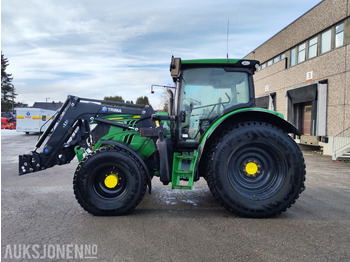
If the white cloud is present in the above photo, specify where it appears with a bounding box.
[2,0,321,108]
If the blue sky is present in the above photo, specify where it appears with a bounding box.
[2,0,321,109]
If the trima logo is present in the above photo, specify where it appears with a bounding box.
[107,107,122,113]
[3,244,98,260]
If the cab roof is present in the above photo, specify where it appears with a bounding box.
[181,58,260,72]
[170,56,260,81]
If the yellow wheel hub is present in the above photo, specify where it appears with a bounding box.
[104,173,119,188]
[244,161,261,177]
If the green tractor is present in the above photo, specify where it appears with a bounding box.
[19,57,305,218]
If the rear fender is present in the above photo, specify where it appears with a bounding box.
[197,108,300,177]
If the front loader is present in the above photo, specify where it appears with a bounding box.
[19,57,306,218]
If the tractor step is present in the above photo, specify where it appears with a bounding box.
[175,155,196,160]
[171,151,198,190]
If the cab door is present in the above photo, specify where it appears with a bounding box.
[176,67,251,147]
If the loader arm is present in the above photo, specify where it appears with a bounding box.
[19,95,156,175]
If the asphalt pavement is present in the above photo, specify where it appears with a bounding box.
[1,130,350,261]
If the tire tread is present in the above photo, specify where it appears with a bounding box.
[206,121,306,218]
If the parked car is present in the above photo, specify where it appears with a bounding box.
[1,112,16,129]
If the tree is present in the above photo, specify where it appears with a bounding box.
[1,52,17,112]
[135,96,149,105]
[162,101,169,112]
[160,89,171,112]
[103,96,124,103]
[103,95,150,107]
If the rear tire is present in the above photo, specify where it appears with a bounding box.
[73,146,147,215]
[206,121,305,218]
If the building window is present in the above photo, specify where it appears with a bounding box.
[321,29,331,54]
[280,53,286,60]
[290,48,296,66]
[261,63,266,70]
[335,23,344,48]
[308,36,318,59]
[298,43,306,63]
[267,60,273,66]
[273,56,280,63]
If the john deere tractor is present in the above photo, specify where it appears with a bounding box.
[19,56,305,218]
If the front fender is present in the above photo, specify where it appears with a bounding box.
[99,140,152,194]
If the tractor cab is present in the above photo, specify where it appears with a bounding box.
[169,57,259,147]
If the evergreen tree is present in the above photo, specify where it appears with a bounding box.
[162,101,169,112]
[103,95,125,103]
[1,52,17,112]
[135,96,149,105]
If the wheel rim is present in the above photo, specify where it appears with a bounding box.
[227,142,287,201]
[93,166,127,198]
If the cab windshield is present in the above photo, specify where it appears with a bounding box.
[178,67,250,143]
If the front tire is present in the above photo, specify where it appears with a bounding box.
[73,147,147,215]
[206,121,305,218]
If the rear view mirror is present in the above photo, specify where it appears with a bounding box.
[170,56,181,80]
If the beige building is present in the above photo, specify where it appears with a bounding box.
[244,0,350,159]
